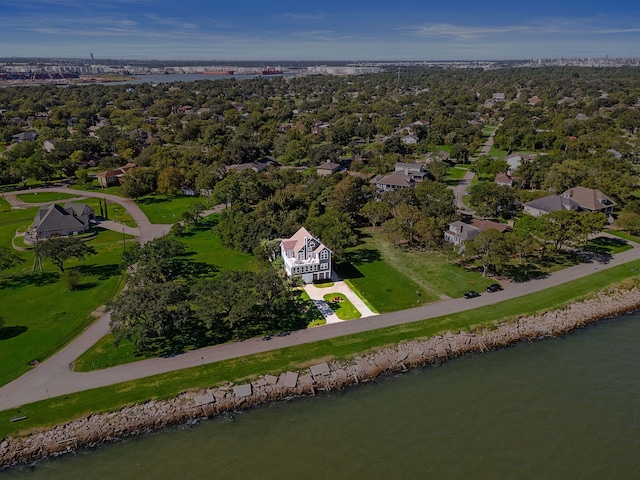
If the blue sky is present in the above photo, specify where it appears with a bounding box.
[1,0,640,60]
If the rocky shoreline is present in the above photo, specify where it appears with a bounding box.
[2,285,640,470]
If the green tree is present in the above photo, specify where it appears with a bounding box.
[0,246,24,271]
[360,199,392,229]
[157,166,184,196]
[33,237,96,272]
[120,167,157,199]
[465,229,513,277]
[110,281,191,353]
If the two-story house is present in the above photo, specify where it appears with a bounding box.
[280,227,332,283]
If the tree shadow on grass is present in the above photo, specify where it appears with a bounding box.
[501,264,548,283]
[0,325,28,340]
[138,196,174,206]
[342,248,381,266]
[0,272,59,290]
[77,263,121,280]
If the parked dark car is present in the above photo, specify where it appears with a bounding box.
[486,283,503,293]
[463,291,480,299]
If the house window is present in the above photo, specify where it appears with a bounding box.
[320,250,329,260]
[321,263,328,270]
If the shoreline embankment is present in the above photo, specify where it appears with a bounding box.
[2,285,640,469]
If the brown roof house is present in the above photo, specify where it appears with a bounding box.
[370,173,415,193]
[31,203,95,240]
[561,187,616,216]
[280,227,332,283]
[316,162,341,176]
[96,162,137,187]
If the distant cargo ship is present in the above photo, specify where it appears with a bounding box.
[262,68,282,75]
[200,70,235,75]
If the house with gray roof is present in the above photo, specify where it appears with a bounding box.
[31,202,95,240]
[523,195,579,217]
[12,131,38,143]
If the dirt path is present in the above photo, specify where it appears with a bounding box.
[2,237,639,411]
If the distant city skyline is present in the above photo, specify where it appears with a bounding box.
[2,1,640,61]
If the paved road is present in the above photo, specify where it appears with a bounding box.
[2,237,639,411]
[4,186,171,244]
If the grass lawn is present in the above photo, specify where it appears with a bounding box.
[74,334,146,372]
[336,230,492,312]
[314,280,335,288]
[607,230,640,243]
[137,195,203,224]
[0,224,134,387]
[585,236,633,255]
[3,258,640,439]
[487,146,508,160]
[16,192,80,203]
[446,166,469,181]
[323,293,361,320]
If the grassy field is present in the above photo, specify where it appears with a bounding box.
[336,230,491,312]
[323,293,361,320]
[0,227,133,387]
[136,195,205,224]
[2,258,639,439]
[445,166,469,184]
[16,192,80,203]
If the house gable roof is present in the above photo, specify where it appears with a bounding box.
[524,195,579,213]
[561,186,616,211]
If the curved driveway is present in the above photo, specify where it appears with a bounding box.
[1,234,639,410]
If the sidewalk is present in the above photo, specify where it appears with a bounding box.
[304,271,377,323]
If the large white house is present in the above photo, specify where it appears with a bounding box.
[280,227,332,283]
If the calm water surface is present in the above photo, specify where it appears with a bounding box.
[5,314,639,479]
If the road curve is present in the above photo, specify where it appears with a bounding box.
[1,238,639,411]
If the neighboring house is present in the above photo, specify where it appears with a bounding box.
[523,195,580,217]
[495,173,514,187]
[561,187,616,216]
[370,173,415,192]
[96,162,137,187]
[12,131,38,143]
[444,219,512,249]
[401,134,418,145]
[523,195,580,216]
[493,92,506,102]
[43,139,58,152]
[280,227,332,283]
[316,162,341,176]
[394,162,428,182]
[32,203,95,240]
[226,158,272,173]
[505,153,536,176]
[444,221,481,246]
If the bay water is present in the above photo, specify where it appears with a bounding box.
[4,313,639,479]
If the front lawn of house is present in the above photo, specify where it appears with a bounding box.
[0,227,134,387]
[323,293,361,320]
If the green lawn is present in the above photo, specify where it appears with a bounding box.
[608,230,640,243]
[74,334,146,372]
[137,195,203,224]
[336,230,491,312]
[323,293,361,320]
[16,192,80,203]
[3,258,640,439]
[0,225,134,387]
[446,166,469,180]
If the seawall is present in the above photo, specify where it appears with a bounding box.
[2,285,640,469]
